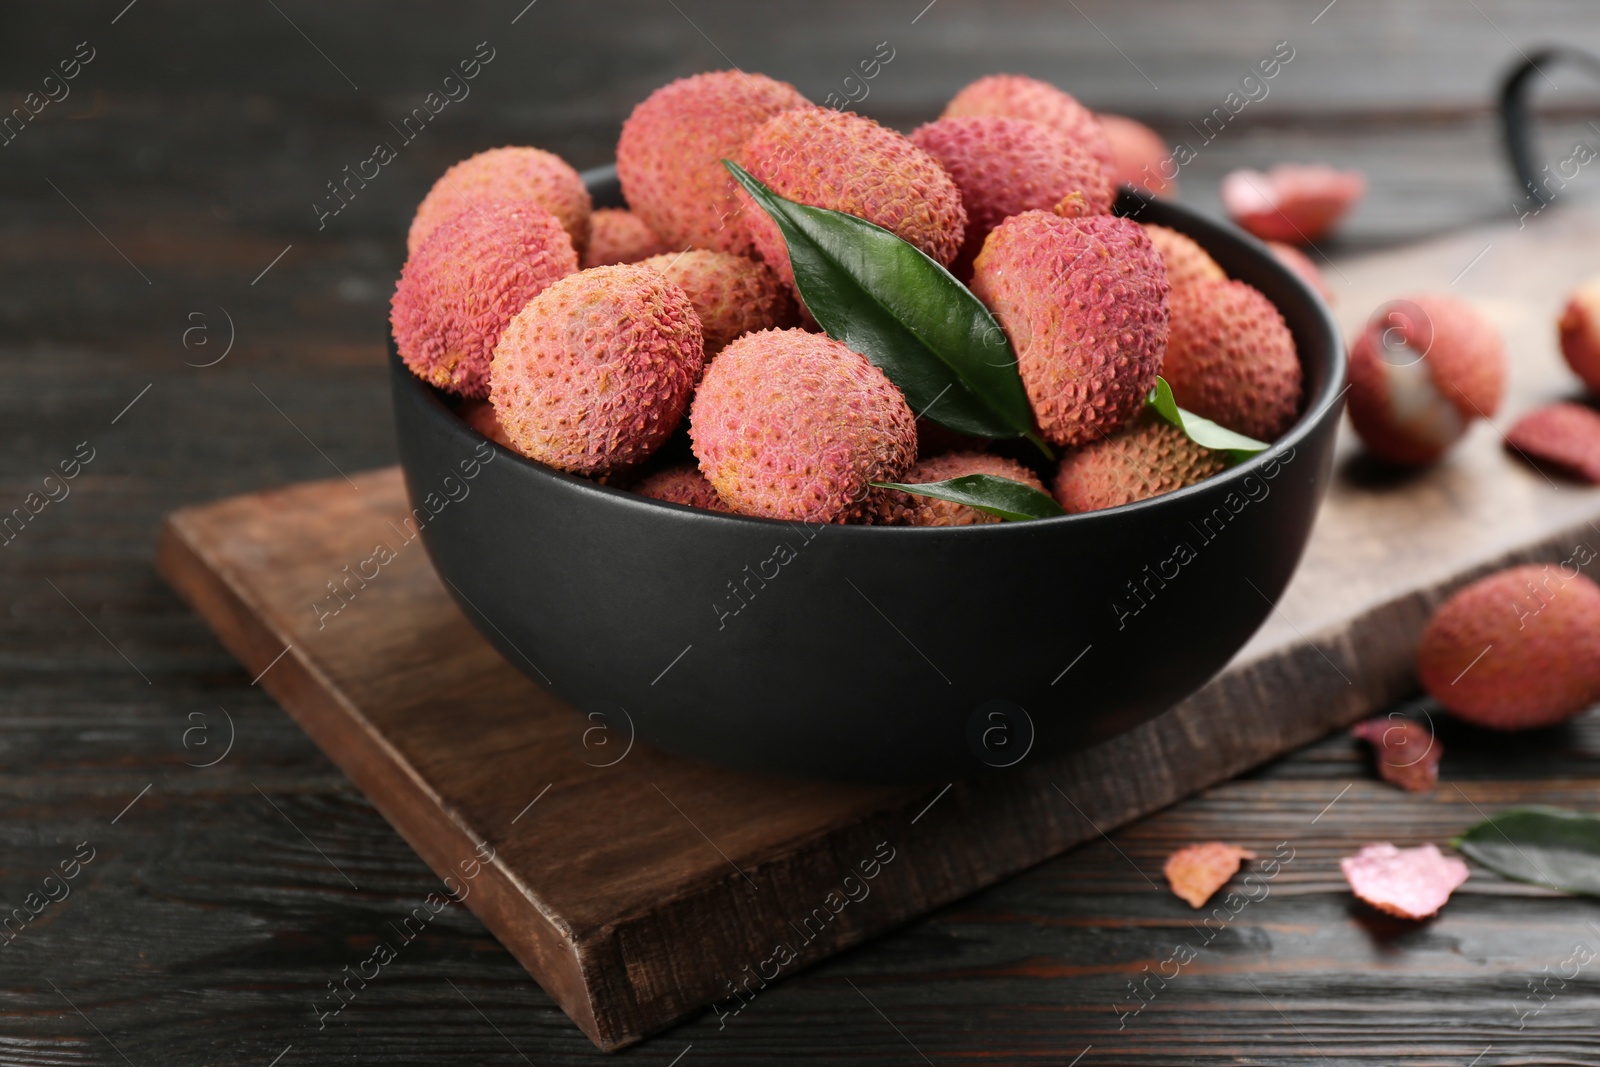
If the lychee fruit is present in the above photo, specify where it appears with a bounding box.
[942,74,1114,171]
[1267,240,1333,304]
[910,115,1114,276]
[1505,402,1600,483]
[458,399,512,449]
[1142,223,1226,294]
[617,71,809,255]
[734,107,967,293]
[872,451,1047,526]
[1346,294,1506,465]
[634,463,731,512]
[1558,277,1600,392]
[489,264,704,475]
[1164,278,1301,441]
[970,210,1168,448]
[390,199,578,398]
[1220,163,1366,244]
[636,250,797,355]
[1097,112,1174,196]
[407,146,592,257]
[582,208,671,269]
[690,328,917,523]
[1052,408,1228,513]
[1416,564,1600,730]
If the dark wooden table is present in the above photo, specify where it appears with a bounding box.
[6,1,1600,1062]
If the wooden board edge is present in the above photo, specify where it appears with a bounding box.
[154,510,638,1052]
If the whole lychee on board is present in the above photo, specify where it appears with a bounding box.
[617,71,809,255]
[971,210,1168,449]
[634,463,731,512]
[872,451,1047,527]
[942,74,1114,171]
[582,208,671,269]
[910,115,1114,277]
[1053,409,1229,513]
[1164,277,1301,441]
[1416,564,1600,730]
[1346,294,1505,466]
[735,107,967,293]
[690,329,917,523]
[1558,277,1600,392]
[391,199,578,399]
[636,250,797,355]
[490,264,704,476]
[407,146,592,257]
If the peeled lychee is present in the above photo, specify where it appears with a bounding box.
[1346,294,1505,466]
[972,211,1168,448]
[637,250,797,355]
[1558,277,1600,392]
[1220,163,1366,244]
[1267,240,1333,304]
[942,74,1114,171]
[1416,564,1600,730]
[1142,223,1226,294]
[735,107,966,292]
[617,71,809,255]
[873,451,1046,526]
[1053,409,1229,513]
[634,463,730,512]
[582,208,671,269]
[408,147,591,257]
[910,115,1113,276]
[1165,278,1301,441]
[391,199,578,398]
[490,264,703,475]
[690,329,917,523]
[1098,113,1173,196]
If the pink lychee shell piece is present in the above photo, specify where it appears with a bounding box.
[1340,843,1469,920]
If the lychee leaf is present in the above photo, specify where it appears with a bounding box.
[870,474,1065,522]
[1145,377,1270,463]
[1454,806,1600,897]
[723,160,1047,457]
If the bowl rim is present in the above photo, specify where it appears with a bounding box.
[398,170,1346,538]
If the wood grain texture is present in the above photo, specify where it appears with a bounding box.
[8,1,1600,1062]
[154,188,1600,1048]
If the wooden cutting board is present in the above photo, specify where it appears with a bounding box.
[157,199,1600,1052]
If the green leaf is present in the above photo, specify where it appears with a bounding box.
[871,474,1065,522]
[1145,376,1269,463]
[1454,806,1600,897]
[723,160,1048,457]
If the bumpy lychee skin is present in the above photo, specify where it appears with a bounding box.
[1098,112,1174,195]
[1558,278,1600,392]
[1053,409,1229,513]
[873,451,1047,527]
[1220,163,1366,244]
[1506,402,1600,483]
[582,208,671,269]
[1347,294,1506,466]
[690,329,917,523]
[1142,224,1226,294]
[735,108,967,291]
[407,147,591,257]
[1417,565,1600,730]
[391,199,578,399]
[1165,278,1301,441]
[970,210,1169,448]
[617,71,809,255]
[910,115,1113,276]
[634,463,730,512]
[490,264,704,475]
[637,250,798,355]
[942,74,1114,170]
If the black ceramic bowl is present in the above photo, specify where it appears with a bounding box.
[392,165,1344,784]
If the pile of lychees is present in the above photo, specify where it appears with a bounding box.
[391,71,1303,525]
